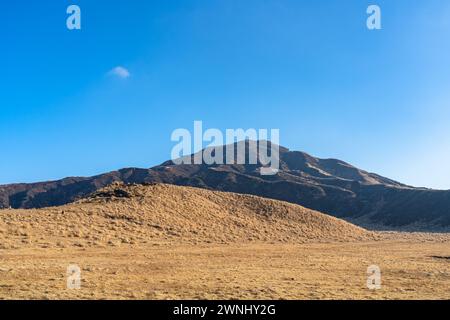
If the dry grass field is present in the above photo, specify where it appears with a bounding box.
[0,184,449,300]
[1,241,449,300]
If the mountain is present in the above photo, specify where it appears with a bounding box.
[0,183,375,250]
[1,141,450,230]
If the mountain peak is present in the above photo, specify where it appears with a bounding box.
[1,143,449,230]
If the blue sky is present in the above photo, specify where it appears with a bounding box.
[1,0,450,189]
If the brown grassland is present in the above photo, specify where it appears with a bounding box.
[0,184,449,300]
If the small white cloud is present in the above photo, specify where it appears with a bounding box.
[108,66,130,79]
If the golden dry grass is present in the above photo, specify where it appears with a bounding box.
[0,183,449,300]
[0,183,376,249]
[1,241,449,300]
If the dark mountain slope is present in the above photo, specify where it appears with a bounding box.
[1,141,449,230]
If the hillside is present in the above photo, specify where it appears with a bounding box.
[0,183,375,249]
[2,183,450,300]
[1,141,450,230]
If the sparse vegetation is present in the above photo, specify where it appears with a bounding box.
[0,183,449,299]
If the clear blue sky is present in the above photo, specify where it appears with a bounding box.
[1,0,450,189]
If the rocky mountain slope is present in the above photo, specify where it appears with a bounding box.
[1,141,449,230]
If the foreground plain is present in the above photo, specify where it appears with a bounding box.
[0,240,449,300]
[0,184,449,299]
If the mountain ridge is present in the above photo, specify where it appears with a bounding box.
[1,141,449,230]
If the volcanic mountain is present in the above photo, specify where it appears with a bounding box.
[1,141,449,230]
